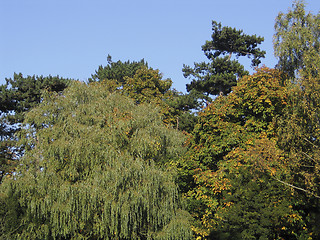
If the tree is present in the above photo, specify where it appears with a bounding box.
[0,82,192,239]
[177,68,299,238]
[121,67,199,131]
[88,54,148,84]
[89,55,198,132]
[122,67,200,132]
[165,90,201,133]
[2,73,71,124]
[0,73,71,182]
[274,0,320,79]
[121,67,172,105]
[209,136,311,240]
[183,21,265,98]
[0,132,15,183]
[274,2,320,236]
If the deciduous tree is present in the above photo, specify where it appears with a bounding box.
[177,68,296,238]
[273,2,320,236]
[0,82,192,239]
[274,0,320,78]
[0,73,71,182]
[90,55,198,132]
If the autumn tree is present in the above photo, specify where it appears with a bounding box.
[175,68,308,239]
[0,82,192,239]
[182,21,265,98]
[89,55,198,132]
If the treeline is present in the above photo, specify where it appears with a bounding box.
[1,1,320,239]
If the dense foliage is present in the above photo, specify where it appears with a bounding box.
[274,1,320,78]
[177,68,300,239]
[175,1,320,238]
[0,73,71,183]
[0,82,192,239]
[89,56,198,132]
[1,1,320,239]
[183,21,265,98]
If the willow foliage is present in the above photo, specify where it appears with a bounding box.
[274,0,320,78]
[0,82,192,240]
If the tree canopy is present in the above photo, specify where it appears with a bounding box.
[89,55,198,132]
[183,21,265,98]
[174,2,320,238]
[88,55,148,84]
[0,82,192,239]
[176,67,297,239]
[2,1,320,239]
[274,0,320,78]
[0,73,71,183]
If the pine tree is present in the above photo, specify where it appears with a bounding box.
[183,21,265,98]
[88,54,148,84]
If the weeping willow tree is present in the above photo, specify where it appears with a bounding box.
[0,81,192,240]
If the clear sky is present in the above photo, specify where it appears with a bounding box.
[1,0,320,92]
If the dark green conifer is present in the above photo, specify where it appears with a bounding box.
[183,21,265,97]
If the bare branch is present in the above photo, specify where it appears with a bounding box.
[301,151,319,166]
[272,176,320,199]
[304,137,319,149]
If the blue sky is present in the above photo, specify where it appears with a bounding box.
[1,0,320,92]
